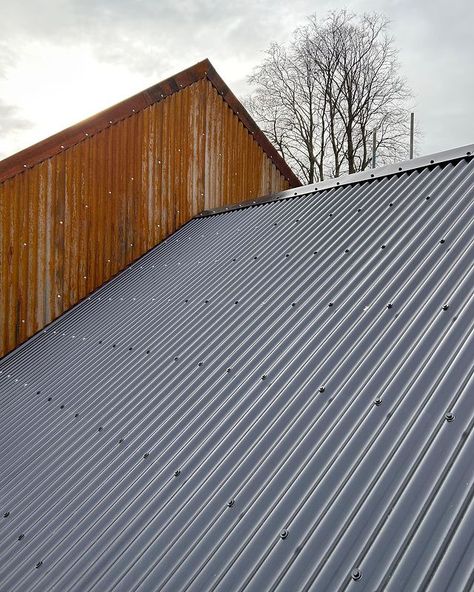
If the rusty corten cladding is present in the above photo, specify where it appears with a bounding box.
[0,60,299,357]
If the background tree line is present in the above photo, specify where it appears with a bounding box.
[247,10,413,183]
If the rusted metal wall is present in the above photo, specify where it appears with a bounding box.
[0,76,295,357]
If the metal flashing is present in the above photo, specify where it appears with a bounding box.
[198,143,474,216]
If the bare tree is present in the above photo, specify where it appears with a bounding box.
[247,11,413,183]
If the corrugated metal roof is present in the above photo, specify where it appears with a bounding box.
[0,147,473,591]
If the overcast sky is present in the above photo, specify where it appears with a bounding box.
[1,0,473,161]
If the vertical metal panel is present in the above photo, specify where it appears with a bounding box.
[0,78,291,357]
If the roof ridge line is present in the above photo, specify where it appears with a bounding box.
[197,143,474,217]
[0,59,300,186]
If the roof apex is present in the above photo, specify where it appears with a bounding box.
[0,58,300,186]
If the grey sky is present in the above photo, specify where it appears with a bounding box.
[1,0,473,160]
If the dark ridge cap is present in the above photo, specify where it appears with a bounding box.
[0,59,301,188]
[197,144,474,217]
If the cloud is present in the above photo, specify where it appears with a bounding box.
[0,0,472,160]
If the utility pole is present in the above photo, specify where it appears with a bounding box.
[409,112,415,159]
[372,129,377,168]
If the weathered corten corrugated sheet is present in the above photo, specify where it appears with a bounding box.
[0,59,299,357]
[0,146,472,592]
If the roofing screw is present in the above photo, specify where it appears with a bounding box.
[328,302,334,307]
[253,256,258,260]
[291,302,297,307]
[60,405,65,409]
[36,561,43,569]
[440,239,445,244]
[374,398,382,406]
[174,469,181,477]
[442,304,449,311]
[47,397,52,401]
[98,426,103,432]
[18,534,24,541]
[351,568,361,581]
[280,529,289,539]
[146,350,150,354]
[285,253,290,257]
[381,244,386,249]
[174,356,179,361]
[129,346,133,351]
[198,362,203,367]
[445,412,455,422]
[319,386,325,393]
[261,375,267,380]
[389,202,393,207]
[313,251,318,255]
[74,413,79,418]
[426,195,431,200]
[227,499,235,508]
[36,390,41,395]
[226,368,232,373]
[143,453,149,459]
[118,438,124,444]
[3,512,10,518]
[345,249,350,253]
[234,301,239,305]
[329,213,333,217]
[387,303,393,309]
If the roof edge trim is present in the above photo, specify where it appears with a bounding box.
[197,143,474,217]
[0,59,301,187]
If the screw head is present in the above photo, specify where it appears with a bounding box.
[18,534,24,540]
[374,398,382,406]
[442,304,449,311]
[174,469,181,477]
[3,512,10,518]
[261,375,267,380]
[143,453,149,458]
[319,386,325,393]
[36,561,43,569]
[445,412,455,422]
[387,303,393,309]
[227,499,235,508]
[351,568,361,580]
[280,529,289,539]
[328,302,334,307]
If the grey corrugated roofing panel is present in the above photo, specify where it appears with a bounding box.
[0,150,473,592]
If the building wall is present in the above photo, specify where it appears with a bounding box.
[0,78,292,357]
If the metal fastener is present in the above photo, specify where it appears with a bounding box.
[445,412,455,422]
[351,568,361,580]
[280,529,289,539]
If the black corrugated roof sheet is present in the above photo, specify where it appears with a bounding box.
[1,146,473,591]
